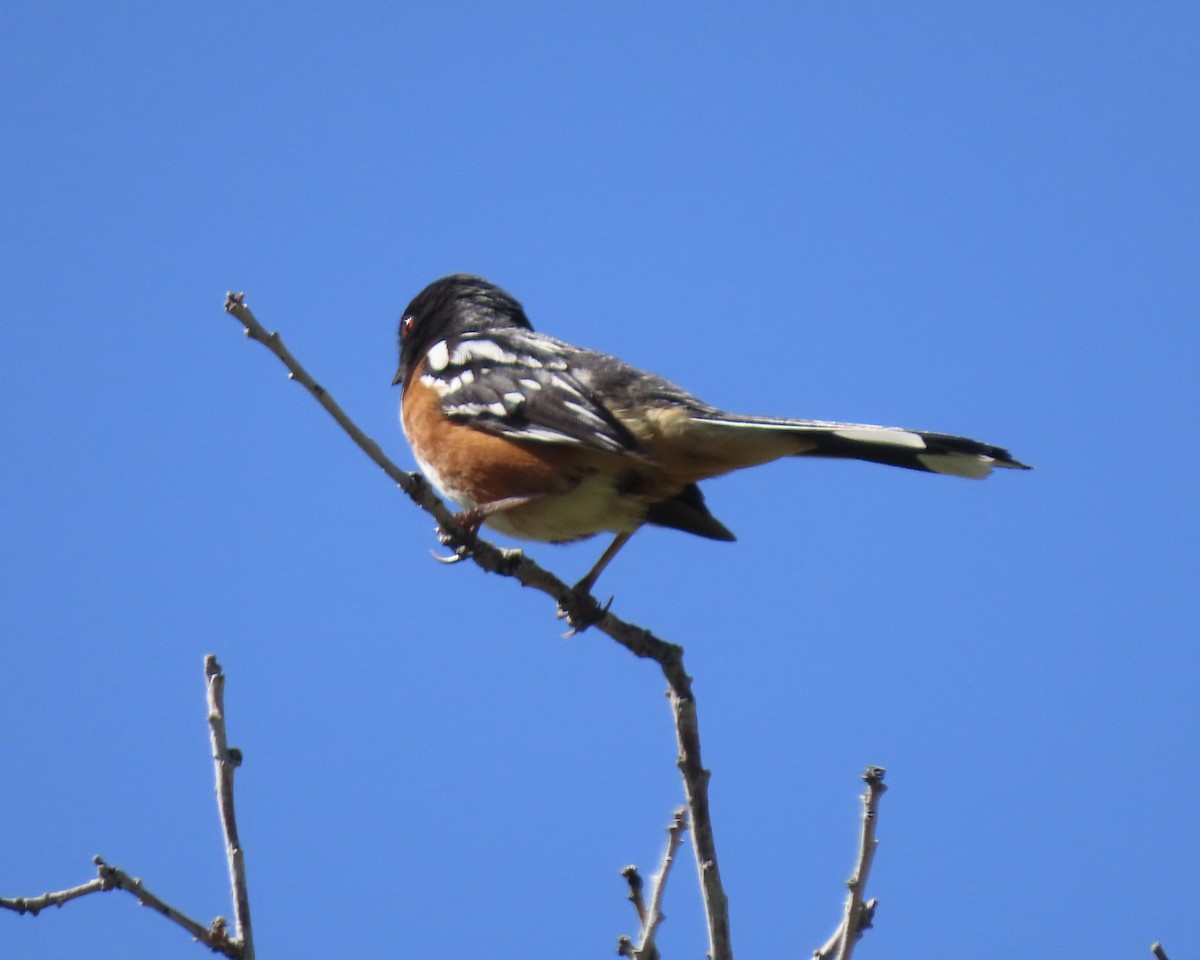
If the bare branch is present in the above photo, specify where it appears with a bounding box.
[1151,943,1170,960]
[222,293,734,958]
[94,857,242,956]
[621,865,647,927]
[636,807,688,960]
[2,658,256,957]
[819,766,886,960]
[1,858,242,958]
[668,683,729,960]
[206,655,255,960]
[1,879,106,916]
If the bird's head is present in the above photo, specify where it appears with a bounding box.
[392,274,532,386]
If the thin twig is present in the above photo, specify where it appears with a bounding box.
[94,857,241,954]
[1,858,242,958]
[618,866,648,959]
[621,865,647,927]
[206,655,254,960]
[1,660,255,959]
[222,292,734,960]
[668,682,728,958]
[1151,943,1170,960]
[1,878,106,916]
[637,807,689,959]
[823,766,886,960]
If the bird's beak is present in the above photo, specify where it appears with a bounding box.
[391,363,404,386]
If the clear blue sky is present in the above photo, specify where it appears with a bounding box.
[2,3,1196,958]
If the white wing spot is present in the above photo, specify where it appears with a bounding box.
[502,391,526,407]
[447,400,513,418]
[420,373,453,397]
[450,340,517,366]
[510,427,585,445]
[548,374,583,398]
[563,399,607,428]
[426,340,450,373]
[518,378,542,391]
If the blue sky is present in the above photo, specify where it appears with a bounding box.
[2,3,1196,958]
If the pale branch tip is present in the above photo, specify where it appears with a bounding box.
[821,766,887,960]
[206,656,255,960]
[624,806,690,960]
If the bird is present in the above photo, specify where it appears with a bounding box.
[393,274,1028,614]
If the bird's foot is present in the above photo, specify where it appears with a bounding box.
[431,509,483,564]
[556,585,613,637]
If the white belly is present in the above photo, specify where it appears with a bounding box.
[489,473,643,542]
[418,456,643,544]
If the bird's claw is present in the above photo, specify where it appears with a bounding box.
[431,513,480,565]
[556,588,613,636]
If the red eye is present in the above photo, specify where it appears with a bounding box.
[400,315,415,339]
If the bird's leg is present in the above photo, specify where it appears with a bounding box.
[557,531,633,634]
[433,494,543,563]
[574,531,633,595]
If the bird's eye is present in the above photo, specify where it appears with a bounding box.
[400,315,415,339]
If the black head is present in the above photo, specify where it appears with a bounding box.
[392,274,532,385]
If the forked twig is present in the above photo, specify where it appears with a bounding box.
[222,292,733,960]
[1,659,255,959]
[1,856,237,952]
[206,655,254,959]
[813,900,876,960]
[619,808,689,959]
[91,857,238,952]
[813,766,886,960]
[641,807,688,957]
[621,865,648,927]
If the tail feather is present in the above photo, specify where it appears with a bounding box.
[688,414,1030,479]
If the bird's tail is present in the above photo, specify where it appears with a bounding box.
[685,413,1031,479]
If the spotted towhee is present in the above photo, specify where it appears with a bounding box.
[393,274,1029,598]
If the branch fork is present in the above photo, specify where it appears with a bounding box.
[619,807,689,960]
[2,658,254,959]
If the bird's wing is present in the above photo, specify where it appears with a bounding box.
[417,329,653,455]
